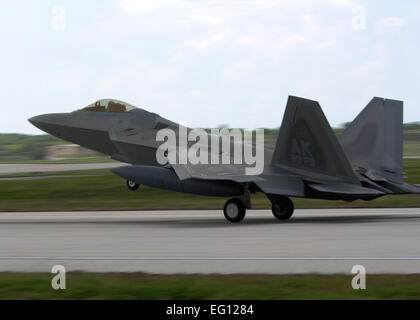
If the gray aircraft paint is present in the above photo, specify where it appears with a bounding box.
[339,97,404,184]
[272,96,360,185]
[29,96,420,203]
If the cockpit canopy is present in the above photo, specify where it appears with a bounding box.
[80,99,138,113]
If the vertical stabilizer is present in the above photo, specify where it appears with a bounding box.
[272,96,360,185]
[339,97,403,184]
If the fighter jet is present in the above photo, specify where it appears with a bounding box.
[29,96,420,223]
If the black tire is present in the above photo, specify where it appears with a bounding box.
[223,198,246,223]
[271,197,294,220]
[126,180,140,191]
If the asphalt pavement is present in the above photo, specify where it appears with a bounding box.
[0,208,419,274]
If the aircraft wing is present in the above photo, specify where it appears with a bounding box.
[306,182,384,197]
[171,164,306,197]
[171,164,265,182]
[253,174,305,197]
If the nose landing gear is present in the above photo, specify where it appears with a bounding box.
[223,198,246,223]
[126,180,140,191]
[223,190,250,223]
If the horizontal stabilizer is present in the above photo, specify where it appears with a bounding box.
[398,183,420,194]
[375,181,420,194]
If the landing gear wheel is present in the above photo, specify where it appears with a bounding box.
[126,180,140,191]
[223,198,246,223]
[272,197,294,220]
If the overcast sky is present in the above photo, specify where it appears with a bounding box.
[1,0,419,134]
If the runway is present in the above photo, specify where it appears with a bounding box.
[0,163,123,175]
[1,208,420,274]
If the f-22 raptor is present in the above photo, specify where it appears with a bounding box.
[29,96,420,223]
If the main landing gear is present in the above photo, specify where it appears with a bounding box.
[222,195,295,223]
[126,180,140,191]
[223,194,295,223]
[271,197,294,220]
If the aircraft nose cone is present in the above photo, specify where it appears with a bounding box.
[28,113,68,134]
[28,114,48,128]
